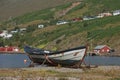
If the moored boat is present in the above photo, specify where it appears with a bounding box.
[24,45,87,67]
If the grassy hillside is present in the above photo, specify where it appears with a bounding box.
[18,16,120,50]
[0,0,79,21]
[63,0,120,19]
[1,0,120,52]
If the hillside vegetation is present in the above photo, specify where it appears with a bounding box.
[0,0,79,21]
[0,0,120,52]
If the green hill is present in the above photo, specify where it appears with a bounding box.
[0,0,78,21]
[1,0,120,52]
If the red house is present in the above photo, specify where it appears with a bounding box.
[72,17,83,22]
[0,46,20,52]
[93,45,111,54]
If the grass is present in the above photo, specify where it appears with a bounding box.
[64,0,120,18]
[84,0,120,14]
[0,66,120,80]
[0,0,78,21]
[112,78,120,80]
[7,2,72,24]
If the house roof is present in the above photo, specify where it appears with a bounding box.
[94,45,110,50]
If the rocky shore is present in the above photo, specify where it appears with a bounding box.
[0,66,120,80]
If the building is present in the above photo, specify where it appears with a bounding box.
[10,30,18,34]
[83,16,97,21]
[56,20,69,25]
[3,34,13,39]
[113,10,120,16]
[72,17,83,22]
[20,28,26,32]
[0,30,13,39]
[93,45,111,54]
[38,24,44,28]
[0,30,7,37]
[0,46,20,52]
[97,12,112,18]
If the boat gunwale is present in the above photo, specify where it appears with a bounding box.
[24,46,87,55]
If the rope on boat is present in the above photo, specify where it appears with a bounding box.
[41,58,47,65]
[44,54,56,65]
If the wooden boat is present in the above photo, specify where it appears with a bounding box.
[24,45,87,67]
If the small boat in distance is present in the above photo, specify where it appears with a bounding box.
[24,45,87,67]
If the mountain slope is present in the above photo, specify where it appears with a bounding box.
[1,0,120,53]
[0,0,79,21]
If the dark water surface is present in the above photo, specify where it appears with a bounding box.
[0,54,120,68]
[84,56,120,66]
[0,54,31,68]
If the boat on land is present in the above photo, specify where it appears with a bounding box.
[24,45,87,67]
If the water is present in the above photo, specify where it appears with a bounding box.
[85,56,120,66]
[0,54,31,68]
[0,54,120,68]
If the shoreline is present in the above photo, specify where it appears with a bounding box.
[88,52,120,57]
[0,51,25,54]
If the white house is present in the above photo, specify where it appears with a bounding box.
[0,30,13,39]
[0,32,5,37]
[0,30,8,37]
[83,16,96,21]
[38,24,44,28]
[3,34,13,39]
[20,28,27,32]
[113,10,120,16]
[97,12,112,18]
[56,20,69,25]
[10,30,18,34]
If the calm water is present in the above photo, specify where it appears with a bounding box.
[84,56,120,66]
[0,54,31,68]
[0,54,120,68]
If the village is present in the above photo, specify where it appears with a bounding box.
[0,9,120,39]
